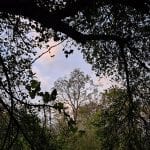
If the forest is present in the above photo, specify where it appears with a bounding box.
[0,0,150,150]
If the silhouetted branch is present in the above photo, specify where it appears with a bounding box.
[32,39,65,64]
[0,97,35,150]
[0,1,148,43]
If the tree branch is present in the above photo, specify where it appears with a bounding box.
[32,39,65,64]
[0,0,144,44]
[0,97,35,150]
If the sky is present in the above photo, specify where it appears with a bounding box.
[32,40,117,92]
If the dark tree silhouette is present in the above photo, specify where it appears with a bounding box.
[0,0,149,149]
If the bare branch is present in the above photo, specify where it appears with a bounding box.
[32,39,65,64]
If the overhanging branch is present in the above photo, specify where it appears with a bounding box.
[0,0,149,44]
[0,97,35,150]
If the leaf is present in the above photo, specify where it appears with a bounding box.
[43,92,50,103]
[37,92,44,96]
[29,91,36,99]
[30,80,41,94]
[50,89,57,101]
[42,89,57,103]
[25,85,31,91]
[27,80,41,99]
[53,102,64,113]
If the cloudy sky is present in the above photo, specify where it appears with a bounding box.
[32,40,117,92]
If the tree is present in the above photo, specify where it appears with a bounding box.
[0,1,149,112]
[0,1,149,149]
[0,0,149,43]
[0,40,59,149]
[0,0,149,116]
[91,87,150,150]
[0,107,58,150]
[54,69,99,123]
[54,100,100,150]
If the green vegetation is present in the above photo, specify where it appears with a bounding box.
[0,1,149,149]
[91,88,149,150]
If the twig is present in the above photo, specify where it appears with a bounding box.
[0,97,35,150]
[7,17,32,50]
[0,79,53,109]
[32,39,65,64]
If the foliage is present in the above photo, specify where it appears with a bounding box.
[0,22,60,148]
[54,68,99,122]
[0,107,58,150]
[0,0,149,43]
[0,1,149,149]
[91,87,150,150]
[54,101,100,150]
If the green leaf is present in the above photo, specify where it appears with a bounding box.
[31,80,41,92]
[29,91,36,99]
[43,92,50,103]
[50,89,57,101]
[53,102,64,113]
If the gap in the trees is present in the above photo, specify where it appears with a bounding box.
[32,40,118,92]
